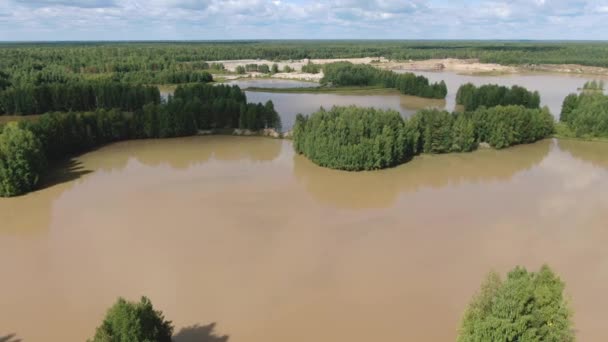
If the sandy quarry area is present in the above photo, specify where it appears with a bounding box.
[209,57,608,82]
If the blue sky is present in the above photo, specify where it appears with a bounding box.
[0,0,607,41]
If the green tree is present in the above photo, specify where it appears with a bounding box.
[458,265,574,342]
[0,123,46,197]
[271,63,279,74]
[89,297,173,342]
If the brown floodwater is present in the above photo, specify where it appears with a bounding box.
[157,73,608,130]
[2,136,608,341]
[406,70,608,118]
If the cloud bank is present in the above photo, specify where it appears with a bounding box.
[0,0,607,40]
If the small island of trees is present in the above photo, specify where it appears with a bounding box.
[293,104,554,171]
[456,83,541,111]
[321,62,448,99]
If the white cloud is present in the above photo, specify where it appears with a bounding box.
[0,0,606,40]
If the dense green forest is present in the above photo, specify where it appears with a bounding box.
[0,41,606,93]
[456,83,541,111]
[321,62,447,99]
[293,106,411,171]
[0,82,161,115]
[293,104,553,171]
[0,84,280,197]
[560,92,608,138]
[458,265,573,341]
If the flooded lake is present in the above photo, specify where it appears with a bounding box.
[403,70,608,118]
[246,91,445,130]
[2,136,608,341]
[156,72,608,130]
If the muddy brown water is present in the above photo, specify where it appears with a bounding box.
[1,136,608,341]
[156,73,608,130]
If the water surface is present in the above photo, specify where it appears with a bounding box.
[2,136,608,341]
[246,92,445,130]
[405,70,608,118]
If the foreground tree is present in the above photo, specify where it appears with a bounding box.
[89,296,173,342]
[458,265,574,342]
[0,123,45,197]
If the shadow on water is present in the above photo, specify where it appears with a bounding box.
[557,139,608,169]
[0,334,21,342]
[173,323,229,342]
[37,158,92,191]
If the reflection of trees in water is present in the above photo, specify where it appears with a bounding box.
[293,139,551,209]
[173,323,229,342]
[0,136,283,235]
[557,139,608,169]
[0,334,21,342]
[399,95,446,113]
[87,136,283,170]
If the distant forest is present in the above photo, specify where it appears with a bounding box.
[0,41,607,89]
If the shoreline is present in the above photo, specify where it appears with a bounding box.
[207,57,608,82]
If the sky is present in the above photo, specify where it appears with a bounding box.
[0,0,607,41]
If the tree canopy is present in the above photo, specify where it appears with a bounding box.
[293,105,554,171]
[0,123,45,197]
[458,265,574,342]
[456,83,541,111]
[321,62,447,99]
[560,92,608,138]
[89,296,173,342]
[293,106,412,171]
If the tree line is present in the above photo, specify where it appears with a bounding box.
[1,42,607,80]
[0,83,280,197]
[293,104,553,171]
[456,83,541,111]
[561,92,608,138]
[321,62,447,99]
[0,81,161,115]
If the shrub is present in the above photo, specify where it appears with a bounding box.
[0,123,46,197]
[560,93,608,138]
[458,265,574,342]
[89,297,173,342]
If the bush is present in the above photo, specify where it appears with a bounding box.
[0,123,46,197]
[293,106,411,171]
[560,93,608,138]
[456,83,541,111]
[458,265,574,342]
[301,61,322,74]
[89,296,173,342]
